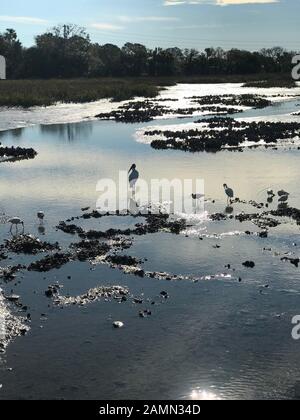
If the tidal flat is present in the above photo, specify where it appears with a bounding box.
[0,82,300,400]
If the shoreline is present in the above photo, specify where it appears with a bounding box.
[1,81,300,133]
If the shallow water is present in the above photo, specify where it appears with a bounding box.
[1,84,300,400]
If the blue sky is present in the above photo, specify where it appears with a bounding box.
[0,0,299,51]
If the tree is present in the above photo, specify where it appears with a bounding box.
[88,44,122,77]
[122,43,148,76]
[0,29,23,78]
[33,24,91,77]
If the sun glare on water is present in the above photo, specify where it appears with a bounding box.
[190,389,222,400]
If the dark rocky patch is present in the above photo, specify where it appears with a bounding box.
[148,120,300,153]
[0,144,37,163]
[70,240,110,261]
[0,265,25,281]
[3,235,60,255]
[96,101,169,123]
[57,222,84,235]
[105,255,141,267]
[188,94,271,109]
[269,207,300,225]
[96,98,243,124]
[281,257,300,267]
[210,213,227,221]
[28,253,71,272]
[0,252,8,261]
[243,261,256,268]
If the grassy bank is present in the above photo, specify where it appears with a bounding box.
[0,74,296,108]
[0,78,168,108]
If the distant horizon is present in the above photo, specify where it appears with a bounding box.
[0,0,299,50]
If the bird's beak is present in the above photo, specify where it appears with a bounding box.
[128,165,134,174]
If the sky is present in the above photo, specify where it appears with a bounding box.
[0,0,299,51]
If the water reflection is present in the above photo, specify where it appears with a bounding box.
[225,205,234,215]
[39,122,93,142]
[128,197,139,215]
[190,388,221,400]
[37,225,46,235]
[0,128,24,140]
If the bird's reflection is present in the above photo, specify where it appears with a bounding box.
[192,200,204,215]
[128,196,139,215]
[278,202,288,210]
[225,205,234,215]
[38,225,46,235]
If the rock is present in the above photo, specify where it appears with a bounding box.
[243,261,256,268]
[281,257,300,267]
[0,145,37,162]
[4,294,20,302]
[4,235,60,255]
[139,310,152,318]
[113,321,124,329]
[28,253,71,272]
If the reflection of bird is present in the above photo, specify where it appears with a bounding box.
[37,211,45,224]
[191,193,205,201]
[191,193,205,214]
[223,184,234,204]
[8,217,24,232]
[278,190,289,197]
[38,225,46,235]
[128,164,139,190]
[278,195,289,203]
[225,206,234,215]
[128,198,139,215]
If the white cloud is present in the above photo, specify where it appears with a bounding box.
[90,23,124,31]
[164,0,278,5]
[0,15,48,25]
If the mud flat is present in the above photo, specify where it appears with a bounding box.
[52,285,130,307]
[2,235,60,255]
[187,94,271,109]
[0,145,37,163]
[95,100,242,123]
[0,291,29,352]
[146,119,300,152]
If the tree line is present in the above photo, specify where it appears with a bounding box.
[0,24,297,79]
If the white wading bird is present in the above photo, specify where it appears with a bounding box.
[128,164,139,191]
[8,217,24,232]
[223,184,234,204]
